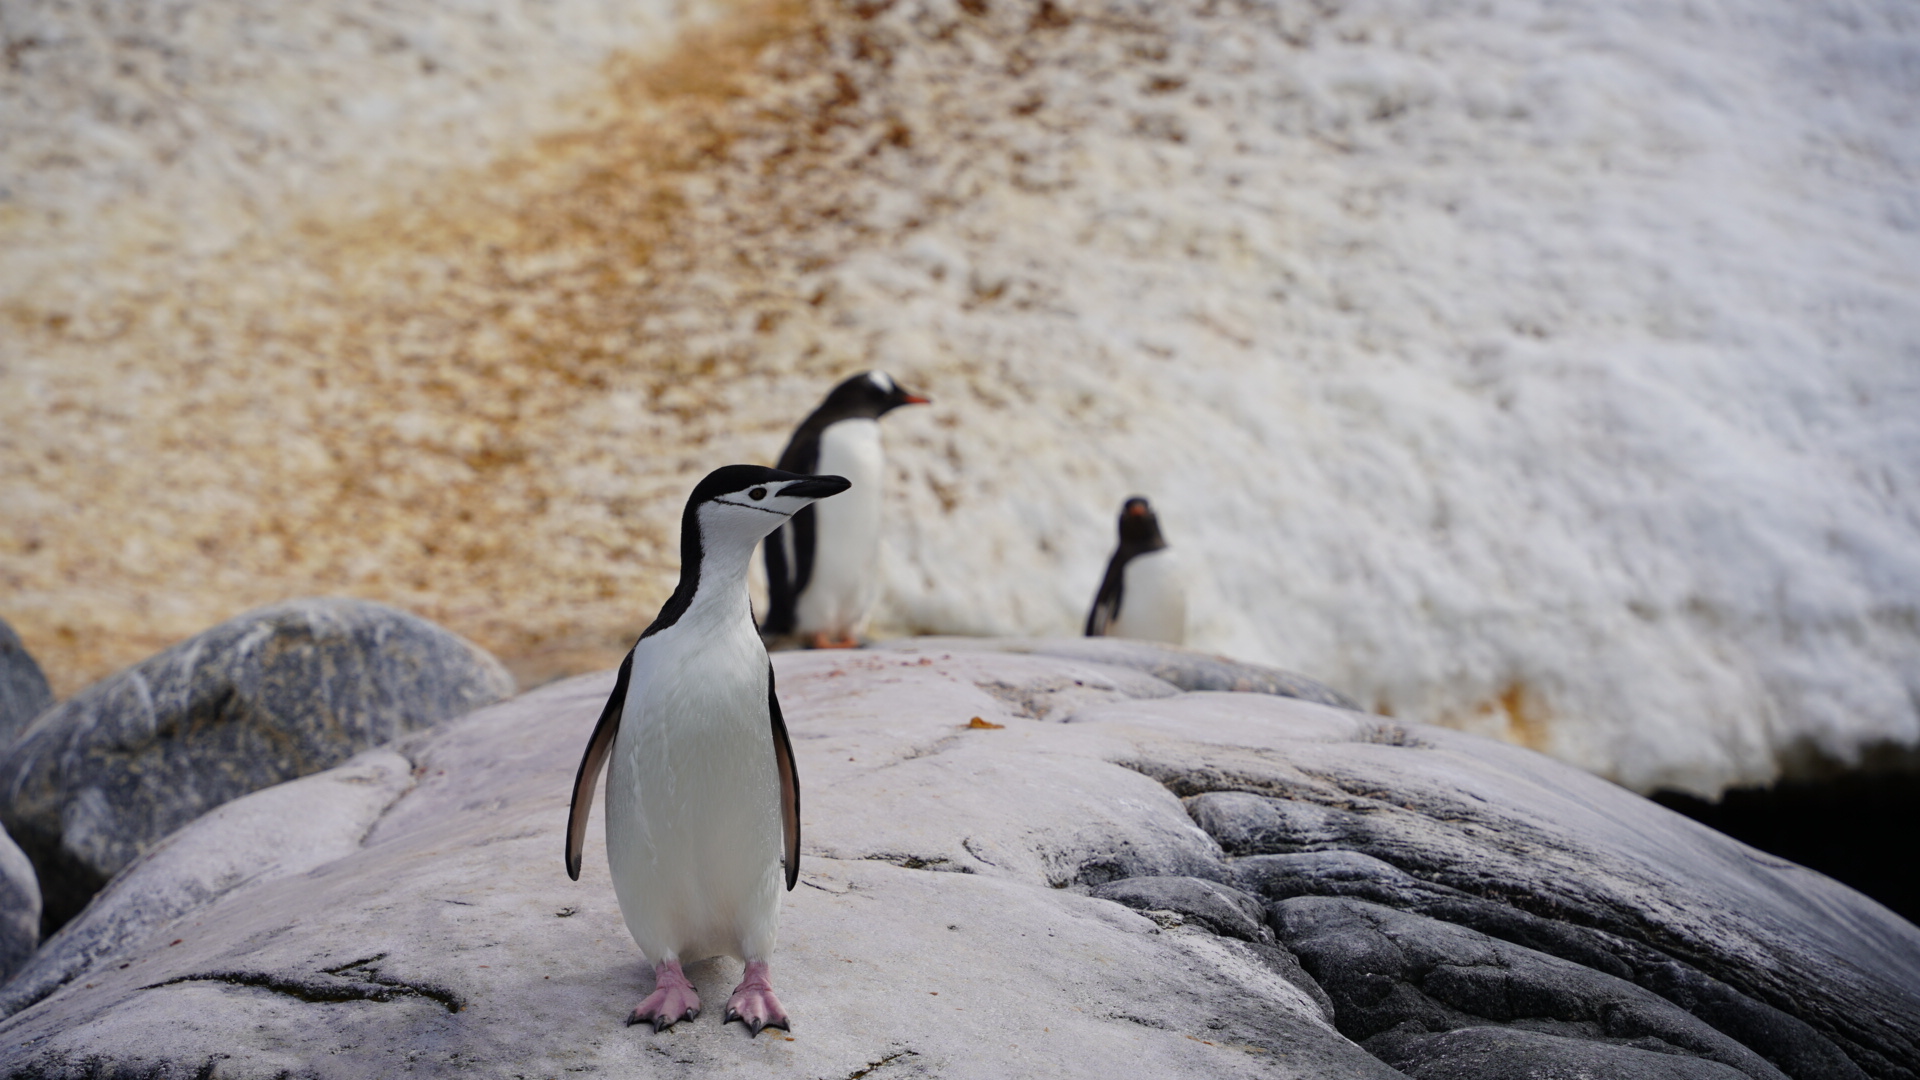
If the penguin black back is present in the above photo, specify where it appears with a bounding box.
[1085,496,1169,637]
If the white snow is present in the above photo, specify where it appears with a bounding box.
[846,0,1920,796]
[0,0,707,301]
[3,0,1917,798]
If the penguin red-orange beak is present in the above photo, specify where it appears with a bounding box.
[1126,503,1149,517]
[900,392,931,405]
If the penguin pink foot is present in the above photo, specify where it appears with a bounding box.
[724,960,790,1036]
[630,959,701,1031]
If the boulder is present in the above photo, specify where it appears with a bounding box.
[0,749,414,1019]
[0,619,53,750]
[0,643,1913,1080]
[0,598,515,933]
[0,827,37,984]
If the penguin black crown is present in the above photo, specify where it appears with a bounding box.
[566,464,850,1036]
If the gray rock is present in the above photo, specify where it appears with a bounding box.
[1189,790,1370,856]
[0,619,53,751]
[1275,896,1790,1080]
[1376,1026,1756,1080]
[0,649,1913,1079]
[0,650,1395,1080]
[1235,850,1457,907]
[0,598,514,932]
[1091,875,1272,942]
[0,749,413,1018]
[878,636,1361,710]
[1070,692,1920,1078]
[0,827,38,984]
[1233,851,1874,1080]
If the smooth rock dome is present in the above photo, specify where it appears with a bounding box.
[1,645,1912,1078]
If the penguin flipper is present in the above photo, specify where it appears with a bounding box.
[1085,553,1126,637]
[565,648,634,881]
[767,663,801,891]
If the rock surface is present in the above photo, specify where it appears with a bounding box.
[0,750,414,1020]
[0,828,37,985]
[883,636,1362,710]
[0,598,515,932]
[0,620,52,751]
[1277,898,1790,1080]
[0,644,1914,1079]
[0,619,49,979]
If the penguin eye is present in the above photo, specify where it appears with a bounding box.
[749,487,767,501]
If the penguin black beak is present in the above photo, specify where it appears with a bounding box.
[781,475,852,500]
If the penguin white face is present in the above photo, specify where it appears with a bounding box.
[693,467,853,551]
[708,477,845,530]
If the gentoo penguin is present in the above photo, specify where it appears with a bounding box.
[1085,496,1187,645]
[760,371,929,648]
[566,464,851,1035]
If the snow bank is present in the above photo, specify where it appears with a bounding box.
[2,0,1915,796]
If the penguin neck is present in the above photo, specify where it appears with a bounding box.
[682,537,757,633]
[1116,531,1168,562]
[640,504,771,641]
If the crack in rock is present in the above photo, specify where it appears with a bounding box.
[144,953,464,1014]
[861,853,973,873]
[845,1049,919,1078]
[972,677,1137,721]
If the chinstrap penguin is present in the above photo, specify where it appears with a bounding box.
[1085,496,1187,645]
[566,464,851,1035]
[760,370,929,648]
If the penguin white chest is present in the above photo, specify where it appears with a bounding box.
[1110,549,1187,645]
[795,418,884,636]
[604,619,783,965]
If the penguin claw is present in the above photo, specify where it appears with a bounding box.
[724,1006,790,1037]
[630,960,701,1032]
[724,960,790,1037]
[629,1002,698,1031]
[723,1000,789,1037]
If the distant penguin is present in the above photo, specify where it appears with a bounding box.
[1085,496,1187,645]
[761,371,929,648]
[566,464,852,1035]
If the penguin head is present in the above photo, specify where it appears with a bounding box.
[1116,496,1168,550]
[819,370,931,419]
[689,464,852,549]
